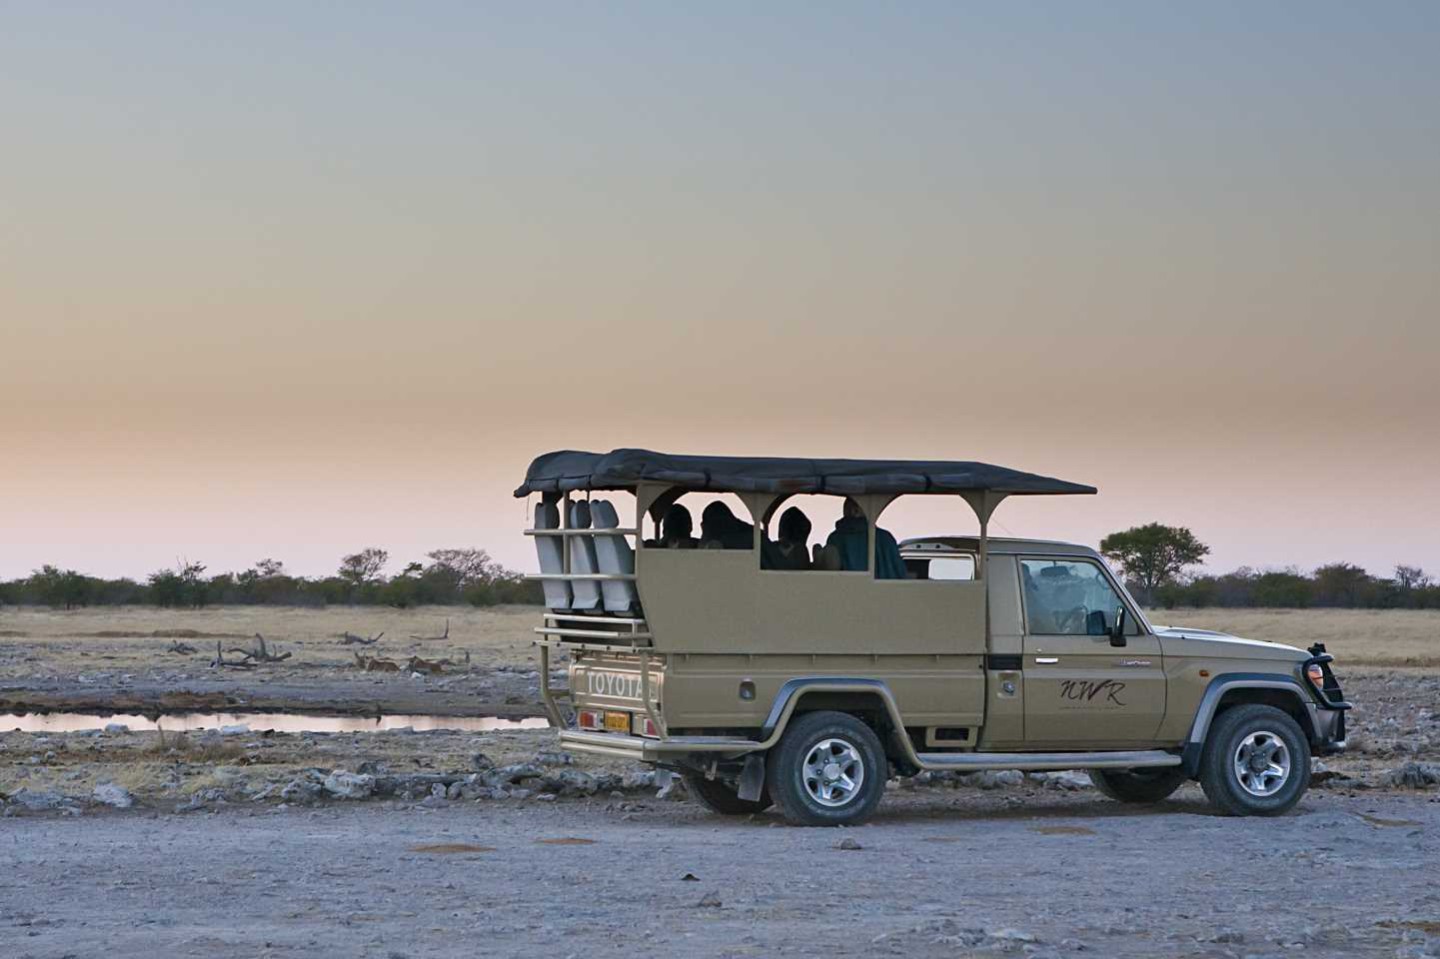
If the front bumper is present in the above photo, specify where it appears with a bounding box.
[1302,648,1350,754]
[1306,701,1347,755]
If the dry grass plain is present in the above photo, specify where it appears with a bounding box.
[0,604,1436,674]
[1148,607,1440,668]
[0,604,541,679]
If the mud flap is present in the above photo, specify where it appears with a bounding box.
[737,753,766,802]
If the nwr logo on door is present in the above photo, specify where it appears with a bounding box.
[1058,678,1127,706]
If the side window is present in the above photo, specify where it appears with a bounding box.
[1020,559,1130,636]
[903,554,976,581]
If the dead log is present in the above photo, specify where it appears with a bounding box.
[215,634,292,667]
[339,631,384,646]
[166,640,199,655]
[211,639,257,670]
[409,618,450,641]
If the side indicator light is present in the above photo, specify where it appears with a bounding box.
[1198,669,1210,678]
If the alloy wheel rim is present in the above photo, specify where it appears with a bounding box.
[1232,730,1291,797]
[802,738,865,808]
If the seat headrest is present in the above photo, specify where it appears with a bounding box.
[569,500,592,528]
[590,499,621,529]
[535,502,560,529]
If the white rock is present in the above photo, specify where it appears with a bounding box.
[321,771,375,800]
[92,784,135,809]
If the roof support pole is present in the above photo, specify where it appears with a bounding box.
[958,490,1007,583]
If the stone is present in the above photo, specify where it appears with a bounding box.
[470,752,496,771]
[1381,762,1440,789]
[280,779,323,804]
[103,723,129,734]
[485,763,546,786]
[92,784,135,808]
[548,769,599,797]
[835,837,863,851]
[322,771,376,800]
[1039,770,1093,791]
[535,750,574,766]
[9,789,71,811]
[219,724,250,736]
[696,891,723,908]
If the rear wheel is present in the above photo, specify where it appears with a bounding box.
[683,772,773,815]
[766,711,887,827]
[1089,767,1188,803]
[1199,704,1310,816]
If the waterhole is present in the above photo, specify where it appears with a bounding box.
[0,712,550,734]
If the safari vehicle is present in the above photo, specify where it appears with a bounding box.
[520,449,1349,826]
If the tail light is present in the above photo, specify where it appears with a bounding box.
[632,714,659,738]
[577,709,604,731]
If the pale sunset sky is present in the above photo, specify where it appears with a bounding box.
[3,3,1437,581]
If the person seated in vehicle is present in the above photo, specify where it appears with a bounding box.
[651,503,698,549]
[824,499,905,578]
[699,502,754,549]
[763,506,813,570]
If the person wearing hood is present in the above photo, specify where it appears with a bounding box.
[825,498,906,579]
[700,502,754,550]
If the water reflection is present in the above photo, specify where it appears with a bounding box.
[0,712,550,734]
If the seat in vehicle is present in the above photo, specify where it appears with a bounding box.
[567,500,602,610]
[533,501,571,610]
[591,498,638,613]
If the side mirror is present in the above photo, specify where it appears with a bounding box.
[1109,606,1128,647]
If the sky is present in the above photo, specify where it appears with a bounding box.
[3,2,1437,582]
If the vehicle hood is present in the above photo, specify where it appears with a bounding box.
[1151,626,1307,662]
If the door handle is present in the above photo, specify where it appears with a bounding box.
[1034,656,1059,664]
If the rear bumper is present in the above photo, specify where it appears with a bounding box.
[559,728,763,763]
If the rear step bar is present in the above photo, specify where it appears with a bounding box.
[914,750,1181,772]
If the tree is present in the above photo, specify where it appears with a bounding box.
[253,558,286,579]
[425,548,501,593]
[1100,523,1210,602]
[338,548,388,599]
[1395,565,1432,592]
[148,560,208,608]
[1312,562,1375,607]
[27,566,91,609]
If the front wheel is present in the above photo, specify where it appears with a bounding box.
[1089,766,1188,804]
[683,772,773,815]
[1199,704,1310,816]
[766,711,887,827]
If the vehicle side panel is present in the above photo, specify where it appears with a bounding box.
[662,653,985,730]
[638,549,986,656]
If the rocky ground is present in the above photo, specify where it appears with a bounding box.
[4,788,1439,959]
[2,607,1438,957]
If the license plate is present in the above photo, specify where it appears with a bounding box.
[604,711,631,733]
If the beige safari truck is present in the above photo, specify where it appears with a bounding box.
[519,449,1349,826]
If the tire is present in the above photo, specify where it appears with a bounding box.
[683,772,773,815]
[766,711,887,827]
[1089,767,1188,804]
[1198,704,1310,817]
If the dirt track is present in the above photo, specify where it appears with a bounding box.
[4,788,1439,959]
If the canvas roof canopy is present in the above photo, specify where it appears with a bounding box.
[514,449,1095,498]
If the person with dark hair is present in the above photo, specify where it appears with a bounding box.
[766,506,813,570]
[700,502,754,549]
[657,503,698,549]
[825,498,906,579]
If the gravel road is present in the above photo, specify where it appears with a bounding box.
[5,789,1438,959]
